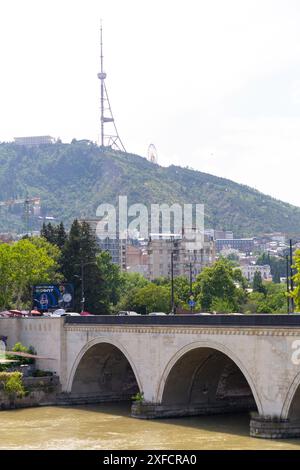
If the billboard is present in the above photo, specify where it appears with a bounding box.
[33,283,74,311]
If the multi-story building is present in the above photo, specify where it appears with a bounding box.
[14,136,56,146]
[81,218,127,271]
[125,243,148,276]
[214,230,234,240]
[147,233,215,281]
[216,238,254,254]
[204,229,234,240]
[241,264,272,283]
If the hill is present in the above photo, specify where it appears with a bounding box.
[0,141,299,237]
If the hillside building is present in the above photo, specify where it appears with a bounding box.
[14,136,56,146]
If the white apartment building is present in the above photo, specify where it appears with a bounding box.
[241,264,272,282]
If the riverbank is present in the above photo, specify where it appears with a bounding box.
[0,375,60,410]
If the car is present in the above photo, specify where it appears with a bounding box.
[117,311,140,316]
[50,309,66,317]
[61,312,81,317]
[148,312,167,316]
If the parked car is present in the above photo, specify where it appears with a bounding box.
[194,313,212,315]
[50,309,66,317]
[148,312,167,316]
[61,312,81,317]
[117,311,140,316]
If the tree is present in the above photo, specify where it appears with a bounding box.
[291,249,300,312]
[118,284,170,314]
[96,251,122,308]
[41,222,67,250]
[61,220,109,314]
[256,253,286,283]
[0,239,61,310]
[194,259,246,312]
[243,283,287,314]
[252,271,267,295]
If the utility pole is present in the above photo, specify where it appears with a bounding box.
[80,260,85,313]
[286,254,290,314]
[189,262,194,312]
[290,239,295,313]
[189,262,192,295]
[171,250,175,314]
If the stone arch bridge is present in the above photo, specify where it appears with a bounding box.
[2,315,300,439]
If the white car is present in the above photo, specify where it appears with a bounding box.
[50,310,81,317]
[117,311,140,316]
[148,312,167,316]
[50,309,66,317]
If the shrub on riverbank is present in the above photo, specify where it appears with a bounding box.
[0,371,25,398]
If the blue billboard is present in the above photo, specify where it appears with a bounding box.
[33,283,74,311]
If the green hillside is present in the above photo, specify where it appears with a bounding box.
[0,141,299,237]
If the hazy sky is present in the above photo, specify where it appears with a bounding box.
[1,0,300,206]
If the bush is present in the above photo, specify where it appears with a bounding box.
[0,371,25,398]
[131,391,144,402]
[8,342,36,365]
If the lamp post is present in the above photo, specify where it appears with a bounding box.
[290,239,295,313]
[277,238,300,314]
[74,260,97,313]
[170,250,175,314]
[276,252,290,314]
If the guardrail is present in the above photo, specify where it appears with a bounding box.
[64,314,300,327]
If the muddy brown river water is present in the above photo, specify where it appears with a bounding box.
[1,403,300,450]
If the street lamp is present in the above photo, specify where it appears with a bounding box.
[74,260,97,313]
[275,252,290,314]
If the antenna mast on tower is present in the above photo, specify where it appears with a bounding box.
[97,22,126,152]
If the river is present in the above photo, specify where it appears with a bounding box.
[0,403,300,450]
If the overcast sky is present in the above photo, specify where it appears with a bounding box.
[1,0,300,206]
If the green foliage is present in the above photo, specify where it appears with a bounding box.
[58,219,124,314]
[243,283,287,314]
[210,298,235,313]
[256,253,286,283]
[0,238,62,310]
[41,222,67,250]
[194,259,246,312]
[117,283,170,314]
[7,342,36,365]
[291,249,300,312]
[131,391,144,402]
[0,371,25,398]
[1,142,300,236]
[252,271,267,295]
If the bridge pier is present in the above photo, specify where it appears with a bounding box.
[131,398,255,419]
[250,414,300,439]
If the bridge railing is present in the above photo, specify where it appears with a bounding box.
[64,314,300,327]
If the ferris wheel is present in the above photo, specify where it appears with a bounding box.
[147,143,158,164]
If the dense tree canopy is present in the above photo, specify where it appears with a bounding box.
[0,238,61,310]
[193,259,246,312]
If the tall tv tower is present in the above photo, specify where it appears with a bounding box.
[97,22,126,152]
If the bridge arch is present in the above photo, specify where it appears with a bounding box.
[157,340,263,415]
[281,371,300,421]
[66,337,142,400]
